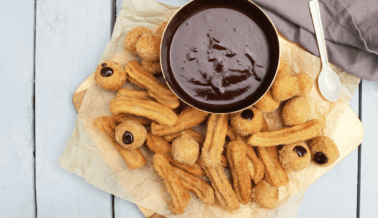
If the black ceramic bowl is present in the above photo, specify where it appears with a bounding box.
[161,0,280,114]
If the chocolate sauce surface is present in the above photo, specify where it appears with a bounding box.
[170,8,269,106]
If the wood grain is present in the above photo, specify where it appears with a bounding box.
[35,0,113,217]
[0,0,36,217]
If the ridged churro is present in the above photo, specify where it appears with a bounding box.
[125,61,179,109]
[248,120,321,147]
[163,129,205,144]
[199,158,240,212]
[173,167,215,204]
[152,153,191,215]
[201,114,229,167]
[110,95,178,126]
[112,113,151,125]
[151,106,209,136]
[257,146,289,187]
[246,145,265,184]
[227,140,252,204]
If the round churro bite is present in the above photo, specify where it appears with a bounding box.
[94,60,127,91]
[309,136,340,167]
[155,21,168,37]
[279,142,311,171]
[282,96,311,126]
[296,72,313,97]
[271,58,299,102]
[124,26,152,54]
[171,134,199,165]
[115,120,147,150]
[141,59,161,75]
[252,180,279,209]
[254,89,280,112]
[230,107,263,137]
[136,34,161,61]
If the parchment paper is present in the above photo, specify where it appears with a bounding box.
[59,0,362,217]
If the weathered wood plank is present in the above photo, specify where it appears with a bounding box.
[360,80,378,217]
[0,0,35,217]
[35,0,113,217]
[297,91,360,218]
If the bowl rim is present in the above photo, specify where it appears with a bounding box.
[159,0,280,114]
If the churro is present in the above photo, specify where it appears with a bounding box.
[227,140,252,204]
[309,136,340,167]
[254,89,280,112]
[248,120,321,147]
[279,142,311,171]
[201,114,229,167]
[112,113,151,125]
[151,106,209,136]
[282,96,311,126]
[94,116,146,170]
[94,60,127,91]
[124,26,152,54]
[152,153,191,215]
[199,159,240,212]
[230,107,263,137]
[252,180,279,209]
[257,146,289,187]
[246,145,265,184]
[125,61,179,109]
[171,134,200,165]
[163,129,205,144]
[115,120,147,150]
[173,167,215,204]
[110,95,178,126]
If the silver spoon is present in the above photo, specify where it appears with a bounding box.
[309,0,341,102]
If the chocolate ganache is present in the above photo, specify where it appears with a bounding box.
[170,8,269,106]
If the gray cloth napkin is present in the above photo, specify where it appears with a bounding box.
[253,0,378,80]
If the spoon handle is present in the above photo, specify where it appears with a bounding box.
[309,0,329,67]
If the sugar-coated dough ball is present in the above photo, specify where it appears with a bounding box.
[141,59,161,75]
[282,96,311,126]
[230,107,263,137]
[254,89,280,112]
[252,180,279,209]
[271,58,299,102]
[296,72,313,97]
[136,34,161,61]
[279,142,311,171]
[171,134,199,164]
[94,60,127,91]
[124,26,152,54]
[115,120,147,150]
[155,22,168,38]
[309,136,340,167]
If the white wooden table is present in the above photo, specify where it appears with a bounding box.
[1,0,376,217]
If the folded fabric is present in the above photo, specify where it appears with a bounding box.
[253,0,378,81]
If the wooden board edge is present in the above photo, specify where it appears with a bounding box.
[72,74,94,113]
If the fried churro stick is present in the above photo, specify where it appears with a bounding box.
[110,96,178,126]
[173,167,215,204]
[151,106,209,136]
[116,88,151,99]
[163,129,205,144]
[257,146,289,187]
[125,61,179,109]
[146,133,205,176]
[112,113,151,125]
[152,154,191,215]
[94,116,146,170]
[227,140,252,204]
[248,120,321,147]
[199,159,240,212]
[221,154,228,167]
[201,114,229,167]
[246,145,265,184]
[146,132,171,154]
